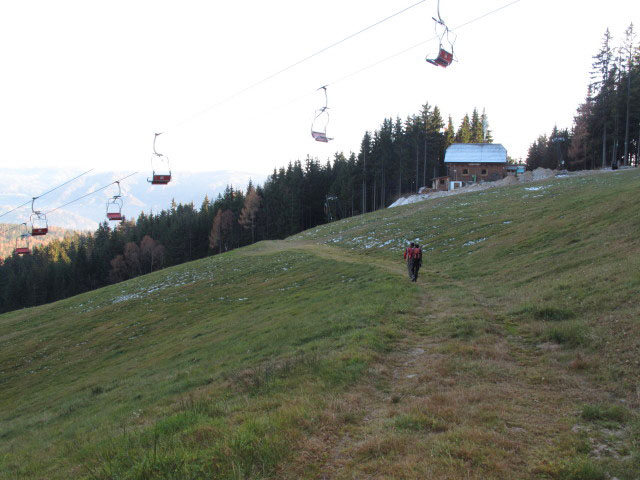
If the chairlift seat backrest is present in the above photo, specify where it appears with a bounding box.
[15,226,30,254]
[427,48,453,67]
[107,212,123,221]
[30,209,48,236]
[312,131,330,143]
[149,134,171,185]
[150,173,171,185]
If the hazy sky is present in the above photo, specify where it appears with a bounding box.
[1,0,638,179]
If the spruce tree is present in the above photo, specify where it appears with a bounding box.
[621,23,637,165]
[455,114,472,143]
[444,116,456,149]
[470,108,484,143]
[480,109,493,142]
[426,106,445,184]
[591,29,615,167]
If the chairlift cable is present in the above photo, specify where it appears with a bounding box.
[0,172,138,235]
[0,201,32,221]
[0,223,25,236]
[327,0,522,86]
[45,172,139,216]
[0,168,95,219]
[452,0,521,32]
[254,0,524,119]
[172,0,428,129]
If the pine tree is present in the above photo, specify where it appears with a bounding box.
[444,116,455,149]
[426,106,445,184]
[526,135,551,170]
[455,114,472,143]
[359,132,372,214]
[591,29,615,167]
[470,108,484,143]
[480,109,493,142]
[621,23,637,165]
[569,89,594,170]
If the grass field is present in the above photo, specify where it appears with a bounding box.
[1,168,639,479]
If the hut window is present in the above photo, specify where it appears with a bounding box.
[462,169,469,175]
[481,169,488,175]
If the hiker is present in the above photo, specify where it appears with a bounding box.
[404,242,416,281]
[412,244,423,282]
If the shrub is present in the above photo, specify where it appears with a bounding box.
[545,321,589,347]
[394,413,447,433]
[581,404,628,423]
[555,458,605,480]
[513,304,575,321]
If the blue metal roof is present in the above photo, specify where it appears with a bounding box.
[444,143,507,163]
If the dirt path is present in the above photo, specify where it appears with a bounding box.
[249,240,629,479]
[253,240,625,479]
[302,255,494,479]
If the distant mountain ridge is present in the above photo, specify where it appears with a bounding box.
[0,168,266,230]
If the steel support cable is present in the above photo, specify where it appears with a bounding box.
[0,168,95,219]
[173,0,428,129]
[44,172,139,216]
[0,223,25,236]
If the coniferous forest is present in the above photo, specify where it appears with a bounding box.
[526,25,640,170]
[2,26,640,314]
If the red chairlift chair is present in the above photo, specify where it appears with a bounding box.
[106,181,124,221]
[426,48,454,68]
[14,224,31,255]
[426,1,456,68]
[311,86,333,143]
[311,131,330,143]
[30,199,48,236]
[15,245,31,255]
[150,174,171,185]
[148,133,172,185]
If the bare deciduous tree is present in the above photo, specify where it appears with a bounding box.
[124,242,141,276]
[108,254,127,282]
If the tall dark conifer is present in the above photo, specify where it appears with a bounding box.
[470,108,484,143]
[455,114,472,143]
[591,29,615,167]
[444,116,455,149]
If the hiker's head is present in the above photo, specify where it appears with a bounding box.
[415,244,420,249]
[410,242,415,248]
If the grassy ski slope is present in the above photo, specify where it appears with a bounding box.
[1,169,639,479]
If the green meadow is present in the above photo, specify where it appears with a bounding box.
[1,169,639,479]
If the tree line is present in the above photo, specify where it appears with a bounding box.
[0,225,71,260]
[527,25,640,171]
[0,103,491,313]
